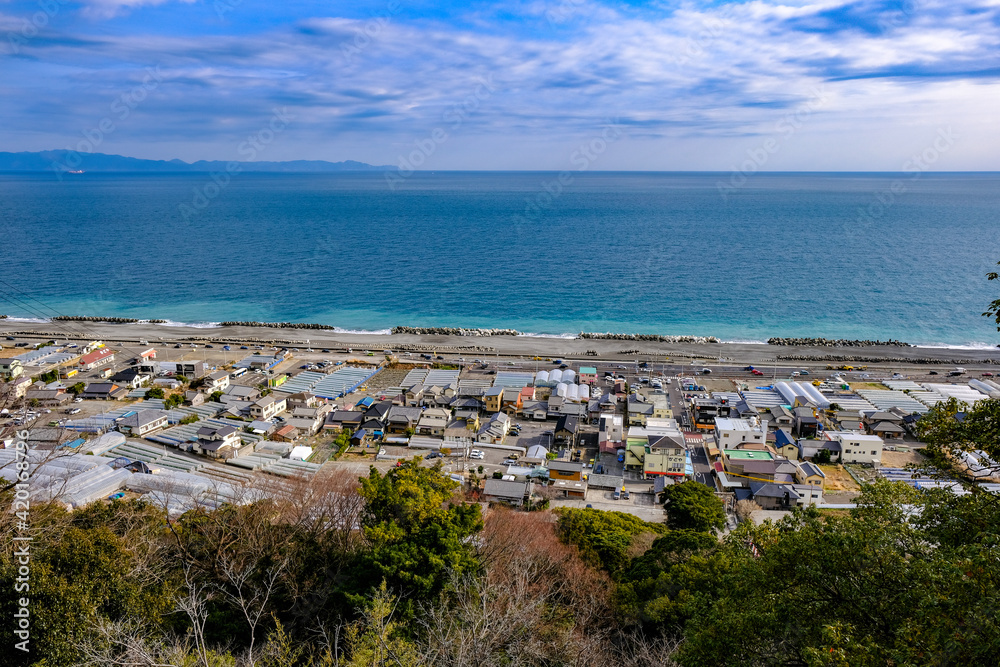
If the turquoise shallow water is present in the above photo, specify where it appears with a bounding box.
[1,171,999,347]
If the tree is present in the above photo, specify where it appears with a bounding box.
[554,508,666,578]
[677,485,1000,666]
[68,381,86,395]
[917,396,1000,473]
[164,393,184,409]
[145,386,165,399]
[984,259,1000,331]
[357,459,483,606]
[814,448,832,465]
[660,481,726,533]
[210,390,224,402]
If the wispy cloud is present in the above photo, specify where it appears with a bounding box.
[1,0,998,168]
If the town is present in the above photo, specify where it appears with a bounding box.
[3,327,999,520]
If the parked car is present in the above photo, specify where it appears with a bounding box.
[982,372,995,377]
[621,489,630,500]
[425,451,441,459]
[613,490,621,500]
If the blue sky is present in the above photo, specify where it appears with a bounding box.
[1,0,998,169]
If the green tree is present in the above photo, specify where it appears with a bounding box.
[554,507,666,577]
[68,381,86,395]
[984,259,1000,331]
[357,459,483,606]
[677,484,1000,666]
[660,481,726,533]
[179,414,200,425]
[917,396,1000,470]
[145,386,165,399]
[210,390,224,402]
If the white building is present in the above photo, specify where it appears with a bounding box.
[714,417,768,448]
[824,431,884,466]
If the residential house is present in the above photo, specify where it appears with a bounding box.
[285,391,319,410]
[548,460,586,498]
[273,424,298,442]
[714,417,768,449]
[769,405,795,429]
[774,428,800,460]
[578,366,598,385]
[864,411,906,438]
[793,407,819,438]
[554,415,579,447]
[249,395,286,421]
[110,368,150,390]
[194,424,241,458]
[82,382,128,401]
[519,400,548,421]
[598,413,624,454]
[24,388,71,407]
[477,412,511,444]
[824,431,883,466]
[175,361,208,379]
[184,390,206,406]
[11,376,32,399]
[325,410,365,431]
[501,388,523,414]
[443,418,478,443]
[627,398,654,426]
[483,387,504,413]
[482,479,533,506]
[640,433,688,478]
[691,396,732,429]
[203,371,231,393]
[223,385,261,403]
[416,407,450,436]
[648,393,672,419]
[118,409,169,436]
[386,406,423,434]
[1,359,24,379]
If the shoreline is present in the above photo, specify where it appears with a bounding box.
[3,319,999,366]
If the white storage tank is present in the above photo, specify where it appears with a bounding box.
[563,369,576,383]
[550,369,563,383]
[556,382,568,397]
[567,384,579,401]
[535,370,549,384]
[578,384,591,401]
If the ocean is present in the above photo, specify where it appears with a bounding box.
[1,171,998,347]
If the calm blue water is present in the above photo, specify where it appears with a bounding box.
[1,171,999,347]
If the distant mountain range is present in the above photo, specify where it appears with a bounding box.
[0,150,394,172]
